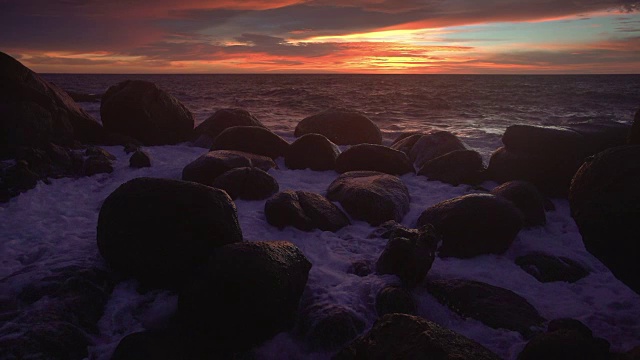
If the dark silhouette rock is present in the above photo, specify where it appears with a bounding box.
[285,133,340,171]
[516,253,589,283]
[409,131,468,170]
[178,241,311,351]
[295,109,382,145]
[1,160,39,197]
[213,167,278,200]
[15,147,53,177]
[0,321,91,360]
[123,143,140,154]
[390,133,424,155]
[97,177,243,288]
[630,109,640,144]
[569,145,640,294]
[265,190,350,232]
[491,180,546,227]
[194,108,266,141]
[375,286,416,316]
[211,126,289,159]
[418,149,485,185]
[129,150,151,168]
[327,171,410,226]
[182,150,276,186]
[391,131,425,146]
[426,279,545,336]
[83,151,114,176]
[111,331,182,360]
[502,125,584,155]
[334,313,501,360]
[100,80,194,145]
[417,194,523,258]
[566,121,630,155]
[336,144,414,175]
[298,302,365,351]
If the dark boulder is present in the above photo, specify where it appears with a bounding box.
[212,167,278,200]
[100,80,194,145]
[182,150,276,186]
[1,160,39,196]
[0,321,91,360]
[298,302,366,351]
[375,286,416,316]
[336,144,414,175]
[97,177,243,288]
[347,260,373,277]
[178,241,311,351]
[295,109,382,145]
[417,194,523,258]
[334,313,501,360]
[285,133,340,171]
[129,150,151,168]
[516,253,589,283]
[502,125,584,155]
[630,109,640,144]
[491,180,546,227]
[211,126,289,159]
[327,171,410,226]
[193,108,266,142]
[83,150,114,176]
[265,190,350,232]
[111,331,182,360]
[409,131,468,170]
[565,121,630,155]
[391,131,425,147]
[390,133,424,155]
[426,279,545,336]
[418,149,485,185]
[569,145,640,294]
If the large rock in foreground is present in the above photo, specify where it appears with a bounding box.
[569,145,640,294]
[100,80,194,145]
[97,177,243,288]
[182,150,276,186]
[265,190,350,232]
[336,144,414,175]
[335,313,501,360]
[211,126,289,159]
[295,109,382,145]
[285,133,340,171]
[327,171,410,226]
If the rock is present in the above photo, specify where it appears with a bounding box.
[83,153,114,176]
[347,260,373,277]
[0,51,105,158]
[194,108,266,141]
[390,133,424,155]
[123,143,140,154]
[2,160,39,194]
[129,150,151,168]
[417,194,523,258]
[426,279,545,336]
[391,131,425,147]
[327,171,410,226]
[265,190,350,232]
[211,126,289,159]
[336,144,414,175]
[178,241,311,351]
[518,318,610,360]
[409,131,468,170]
[97,177,243,288]
[418,149,485,185]
[182,150,276,187]
[212,167,278,200]
[298,302,365,351]
[45,142,73,173]
[569,145,640,294]
[285,133,340,171]
[295,109,382,145]
[86,146,116,160]
[630,109,640,144]
[491,180,546,227]
[334,313,501,360]
[516,253,589,283]
[375,286,416,316]
[111,331,182,360]
[502,125,584,156]
[0,321,91,360]
[375,225,438,287]
[15,147,53,177]
[368,220,422,240]
[100,80,194,145]
[566,121,630,155]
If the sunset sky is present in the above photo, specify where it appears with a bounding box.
[1,0,639,73]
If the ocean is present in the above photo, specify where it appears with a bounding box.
[2,74,640,359]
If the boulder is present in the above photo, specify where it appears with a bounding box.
[426,279,545,336]
[347,260,373,277]
[390,133,424,155]
[336,144,414,175]
[391,131,425,147]
[264,190,350,232]
[182,150,276,186]
[83,151,114,176]
[565,121,630,155]
[295,109,382,145]
[178,241,311,351]
[630,109,640,144]
[97,177,243,288]
[193,108,266,141]
[297,302,366,351]
[334,313,501,360]
[569,145,640,294]
[491,180,546,227]
[211,126,289,159]
[129,150,151,168]
[100,80,194,145]
[515,253,589,283]
[418,149,485,185]
[212,167,278,200]
[502,125,584,155]
[409,131,468,170]
[417,194,523,258]
[327,171,410,226]
[1,160,39,196]
[375,286,416,316]
[285,133,340,171]
[111,331,182,360]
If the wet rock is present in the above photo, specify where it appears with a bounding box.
[295,109,382,145]
[111,331,182,360]
[0,321,91,360]
[418,149,485,185]
[491,180,546,227]
[334,313,501,360]
[566,121,630,155]
[213,167,278,200]
[569,145,640,294]
[347,260,373,277]
[182,150,276,186]
[85,146,116,160]
[100,80,194,145]
[426,279,545,336]
[375,286,416,316]
[336,144,414,175]
[630,109,640,144]
[129,150,151,168]
[265,190,350,232]
[516,253,589,283]
[327,171,410,226]
[97,177,243,288]
[123,143,140,154]
[409,131,468,170]
[1,160,39,194]
[194,108,266,141]
[417,194,523,258]
[83,152,114,176]
[211,126,289,159]
[390,133,424,155]
[298,302,366,351]
[15,147,52,177]
[285,133,341,171]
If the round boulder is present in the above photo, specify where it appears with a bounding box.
[100,80,194,145]
[211,126,289,159]
[515,253,589,283]
[194,108,266,140]
[491,180,546,227]
[375,286,416,317]
[285,133,340,171]
[97,177,243,288]
[298,302,366,351]
[295,109,382,145]
[212,167,278,200]
[418,149,485,185]
[182,150,276,186]
[265,190,350,232]
[409,131,468,170]
[129,150,151,168]
[336,144,414,175]
[518,319,610,360]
